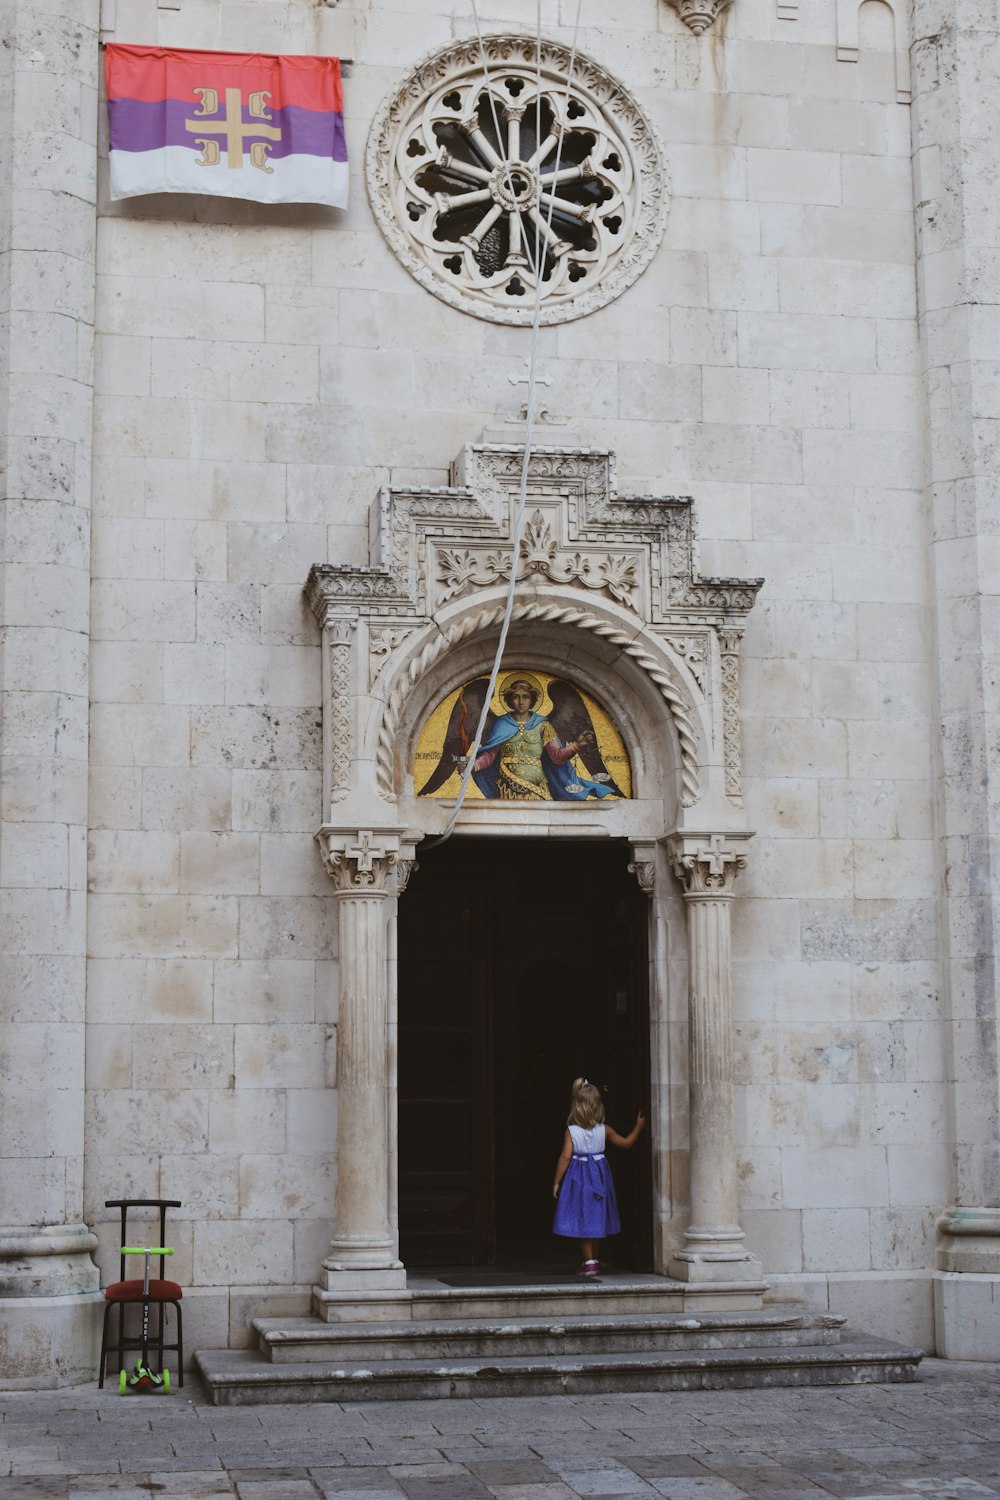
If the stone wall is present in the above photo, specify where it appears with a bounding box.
[44,0,968,1355]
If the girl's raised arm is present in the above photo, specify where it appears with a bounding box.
[606,1110,646,1150]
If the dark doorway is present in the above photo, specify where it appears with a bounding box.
[397,838,652,1271]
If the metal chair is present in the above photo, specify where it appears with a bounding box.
[98,1198,184,1389]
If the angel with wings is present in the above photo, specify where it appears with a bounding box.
[417,671,626,801]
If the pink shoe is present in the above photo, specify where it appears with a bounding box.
[580,1260,600,1279]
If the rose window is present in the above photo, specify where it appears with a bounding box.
[366,36,668,326]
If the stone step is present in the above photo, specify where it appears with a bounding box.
[316,1275,769,1323]
[254,1309,846,1363]
[195,1337,923,1406]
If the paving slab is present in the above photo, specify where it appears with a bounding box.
[2,1361,1000,1500]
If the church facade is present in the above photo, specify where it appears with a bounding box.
[3,0,1000,1386]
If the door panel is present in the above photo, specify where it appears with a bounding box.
[397,839,651,1268]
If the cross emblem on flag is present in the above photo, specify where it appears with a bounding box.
[185,86,282,172]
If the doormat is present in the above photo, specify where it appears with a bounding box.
[433,1271,591,1288]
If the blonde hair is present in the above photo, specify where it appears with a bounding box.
[568,1077,605,1129]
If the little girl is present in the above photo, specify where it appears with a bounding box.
[552,1077,646,1278]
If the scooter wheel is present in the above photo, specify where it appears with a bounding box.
[162,1368,170,1394]
[118,1369,127,1395]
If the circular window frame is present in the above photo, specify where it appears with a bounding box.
[365,34,669,327]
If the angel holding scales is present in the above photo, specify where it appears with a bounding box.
[418,671,624,801]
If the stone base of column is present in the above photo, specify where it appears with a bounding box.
[933,1208,1000,1359]
[0,1291,105,1388]
[668,1252,764,1284]
[313,1266,411,1324]
[669,1225,763,1287]
[0,1225,102,1387]
[322,1234,402,1274]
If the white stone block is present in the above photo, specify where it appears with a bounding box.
[240,1153,334,1219]
[831,1271,934,1350]
[702,366,771,425]
[193,1220,294,1287]
[803,206,914,264]
[231,769,319,835]
[87,829,180,894]
[140,768,233,833]
[803,1208,871,1271]
[88,895,239,960]
[739,311,876,372]
[742,1210,804,1273]
[213,959,316,1024]
[934,1273,1000,1360]
[131,1023,233,1091]
[209,1089,286,1157]
[179,832,260,896]
[90,704,189,768]
[159,1154,239,1219]
[90,641,164,704]
[163,643,226,706]
[747,147,842,205]
[234,1022,332,1090]
[782,1145,889,1207]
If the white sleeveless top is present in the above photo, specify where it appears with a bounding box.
[569,1123,606,1156]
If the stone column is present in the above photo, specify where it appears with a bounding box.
[668,836,762,1291]
[314,829,407,1318]
[910,0,1000,1358]
[0,0,101,1387]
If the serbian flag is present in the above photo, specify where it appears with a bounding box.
[105,45,348,207]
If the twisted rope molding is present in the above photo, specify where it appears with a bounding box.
[376,601,702,805]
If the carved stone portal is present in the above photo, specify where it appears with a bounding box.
[304,441,764,1299]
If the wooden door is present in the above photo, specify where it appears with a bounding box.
[397,839,651,1269]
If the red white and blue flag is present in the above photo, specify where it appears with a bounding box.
[105,44,348,207]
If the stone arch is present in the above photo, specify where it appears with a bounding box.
[376,591,708,816]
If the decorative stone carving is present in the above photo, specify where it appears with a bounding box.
[365,35,668,325]
[327,619,353,806]
[306,443,763,815]
[319,829,399,892]
[670,833,748,896]
[664,0,734,34]
[628,849,657,896]
[369,627,413,688]
[718,629,744,804]
[437,509,640,609]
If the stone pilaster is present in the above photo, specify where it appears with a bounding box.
[314,829,407,1314]
[911,0,1000,1357]
[668,835,761,1285]
[0,0,101,1387]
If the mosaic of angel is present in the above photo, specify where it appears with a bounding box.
[415,671,631,801]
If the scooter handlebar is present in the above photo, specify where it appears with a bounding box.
[120,1246,174,1255]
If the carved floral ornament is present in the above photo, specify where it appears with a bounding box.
[437,509,640,609]
[365,35,667,325]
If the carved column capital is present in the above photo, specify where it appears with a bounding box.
[628,840,659,898]
[664,0,734,33]
[318,828,401,894]
[669,833,749,898]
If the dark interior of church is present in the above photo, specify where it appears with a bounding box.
[398,838,652,1273]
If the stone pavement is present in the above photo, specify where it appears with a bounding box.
[2,1361,1000,1500]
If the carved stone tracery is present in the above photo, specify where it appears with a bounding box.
[365,35,668,326]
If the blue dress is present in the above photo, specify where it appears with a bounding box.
[553,1124,622,1239]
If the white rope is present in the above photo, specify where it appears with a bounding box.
[425,0,585,849]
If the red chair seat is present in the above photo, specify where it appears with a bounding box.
[104,1278,183,1302]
